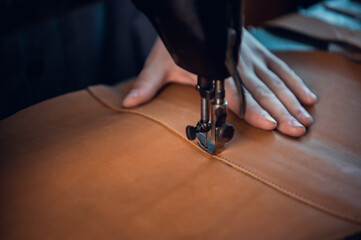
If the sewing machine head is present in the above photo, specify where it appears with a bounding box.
[132,0,246,154]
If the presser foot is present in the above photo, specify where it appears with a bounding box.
[186,77,235,155]
[186,122,235,155]
[196,133,215,155]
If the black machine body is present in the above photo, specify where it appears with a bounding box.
[132,0,246,154]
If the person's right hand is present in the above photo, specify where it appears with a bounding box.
[123,31,317,137]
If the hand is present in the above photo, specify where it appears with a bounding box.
[122,30,317,137]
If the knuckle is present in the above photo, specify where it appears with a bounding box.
[271,77,286,91]
[288,68,296,75]
[277,59,289,69]
[253,46,265,57]
[253,86,274,101]
[294,108,303,116]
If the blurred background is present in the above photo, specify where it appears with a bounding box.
[244,0,320,26]
[0,0,324,119]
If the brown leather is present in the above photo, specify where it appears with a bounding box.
[1,51,361,239]
[266,13,361,50]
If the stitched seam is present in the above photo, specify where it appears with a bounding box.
[216,156,360,223]
[87,87,361,225]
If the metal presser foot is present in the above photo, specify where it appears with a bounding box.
[186,76,235,155]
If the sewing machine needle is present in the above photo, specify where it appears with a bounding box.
[205,132,208,148]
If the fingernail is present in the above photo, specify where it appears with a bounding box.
[125,89,139,99]
[308,91,317,100]
[123,89,140,107]
[263,113,277,124]
[299,109,313,121]
[290,118,305,128]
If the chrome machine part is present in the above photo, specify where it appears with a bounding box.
[186,76,212,143]
[186,78,234,155]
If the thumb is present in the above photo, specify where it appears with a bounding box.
[122,68,165,108]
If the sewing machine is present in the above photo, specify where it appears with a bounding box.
[132,0,246,154]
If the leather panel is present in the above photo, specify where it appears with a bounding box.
[88,51,361,224]
[1,51,360,239]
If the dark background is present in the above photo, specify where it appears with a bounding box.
[0,0,320,120]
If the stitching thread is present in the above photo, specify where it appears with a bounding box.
[87,87,361,225]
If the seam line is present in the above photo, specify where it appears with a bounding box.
[87,87,361,225]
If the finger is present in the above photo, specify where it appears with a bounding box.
[226,78,277,131]
[164,66,197,86]
[122,67,165,108]
[266,53,317,105]
[241,72,306,137]
[254,65,313,127]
